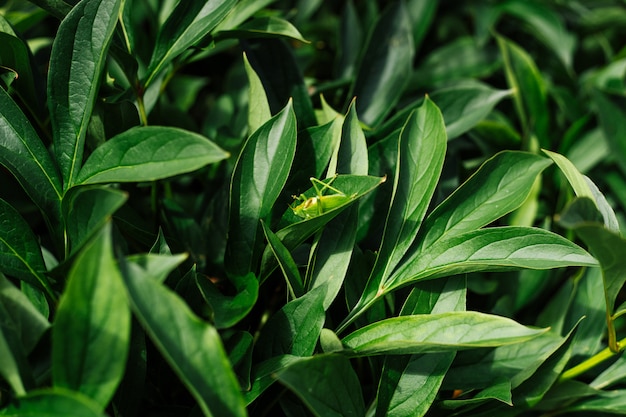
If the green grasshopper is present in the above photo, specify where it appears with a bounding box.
[291,176,356,219]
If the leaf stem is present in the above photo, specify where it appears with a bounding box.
[559,335,626,382]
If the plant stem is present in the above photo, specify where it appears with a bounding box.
[559,336,626,382]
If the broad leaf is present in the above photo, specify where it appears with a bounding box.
[416,151,553,252]
[0,273,50,354]
[544,149,619,231]
[243,355,302,405]
[429,81,513,140]
[0,88,62,232]
[196,272,259,329]
[144,0,237,88]
[342,312,548,356]
[121,254,247,417]
[261,221,304,298]
[0,388,107,417]
[255,285,326,360]
[216,16,308,43]
[352,1,414,126]
[48,0,121,189]
[0,199,53,297]
[52,222,129,409]
[277,355,365,417]
[376,278,465,417]
[243,52,271,134]
[62,185,127,255]
[76,126,229,184]
[327,99,368,176]
[559,198,626,312]
[343,98,446,330]
[389,226,597,289]
[225,100,296,276]
[0,32,40,116]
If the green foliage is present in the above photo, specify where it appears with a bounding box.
[0,0,625,416]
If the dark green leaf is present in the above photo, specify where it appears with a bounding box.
[0,388,107,417]
[277,355,365,417]
[345,97,446,330]
[48,0,121,189]
[144,0,237,88]
[62,186,127,255]
[328,98,368,176]
[261,220,304,298]
[497,35,549,147]
[255,285,326,360]
[196,272,259,329]
[342,312,548,356]
[243,52,271,134]
[592,90,626,177]
[417,151,552,252]
[559,198,626,312]
[0,199,53,297]
[52,222,130,409]
[429,81,513,140]
[243,39,316,128]
[121,254,247,417]
[352,1,414,126]
[216,16,308,43]
[0,32,40,116]
[0,88,62,232]
[76,126,229,184]
[389,226,597,288]
[225,100,296,276]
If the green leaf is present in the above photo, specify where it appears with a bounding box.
[25,0,73,19]
[559,197,626,312]
[376,278,466,417]
[544,149,619,232]
[0,32,40,116]
[213,0,275,32]
[0,273,49,354]
[62,186,127,255]
[0,388,107,417]
[561,390,626,414]
[48,0,121,189]
[76,126,229,184]
[352,1,414,126]
[0,87,62,231]
[592,89,626,178]
[144,0,237,88]
[328,99,368,176]
[277,355,365,417]
[499,0,576,71]
[411,37,500,90]
[417,151,552,252]
[389,226,597,288]
[216,16,309,43]
[342,312,548,356]
[121,254,247,417]
[442,379,513,409]
[255,285,326,360]
[443,331,566,391]
[52,222,130,409]
[497,35,549,147]
[261,220,304,298]
[196,272,259,329]
[243,39,317,129]
[243,354,302,405]
[344,98,446,329]
[243,52,271,135]
[225,100,297,276]
[0,199,53,297]
[429,81,513,140]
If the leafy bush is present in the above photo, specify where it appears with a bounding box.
[1,0,626,416]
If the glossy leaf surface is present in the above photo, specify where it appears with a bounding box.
[76,126,229,184]
[48,0,121,188]
[343,312,548,356]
